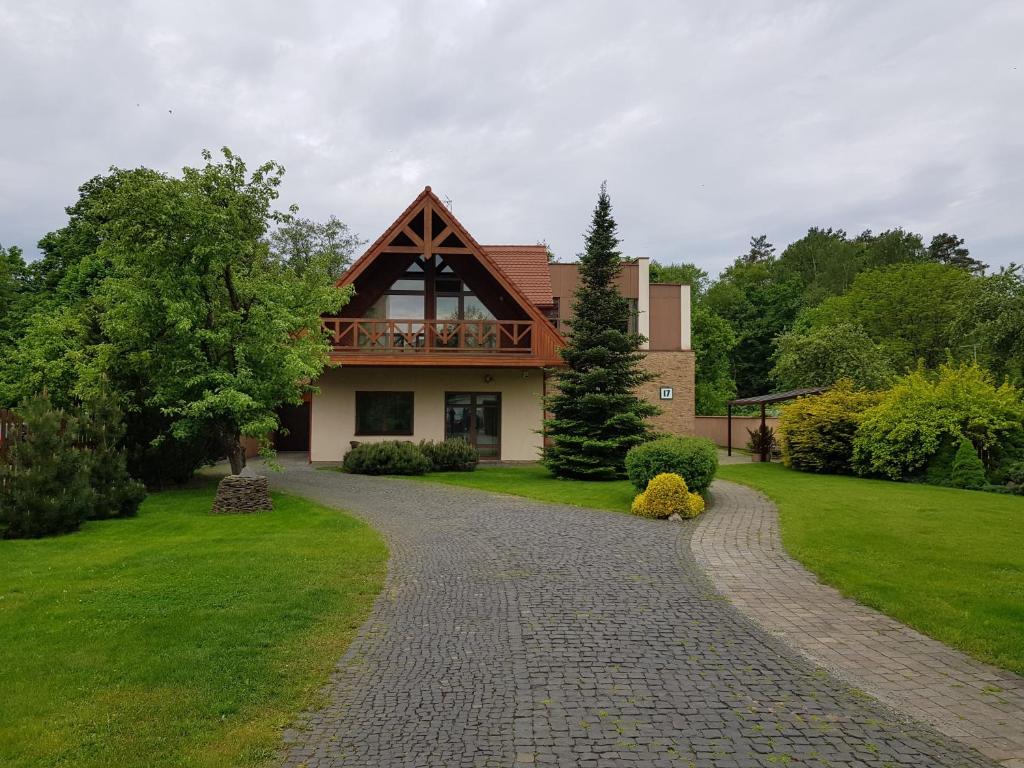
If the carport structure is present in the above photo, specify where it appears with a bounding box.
[727,388,825,458]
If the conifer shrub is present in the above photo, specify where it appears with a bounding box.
[625,436,717,494]
[950,437,987,490]
[80,386,146,519]
[0,393,94,538]
[342,440,431,475]
[543,183,658,479]
[777,382,881,474]
[418,438,479,472]
[629,473,705,519]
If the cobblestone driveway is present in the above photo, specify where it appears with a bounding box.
[270,459,994,768]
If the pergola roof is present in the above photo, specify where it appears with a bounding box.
[728,388,826,407]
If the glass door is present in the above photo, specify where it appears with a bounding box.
[445,392,501,459]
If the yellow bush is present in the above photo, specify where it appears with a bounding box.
[630,491,648,516]
[687,491,705,515]
[630,473,705,519]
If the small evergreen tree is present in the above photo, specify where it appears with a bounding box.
[543,183,658,479]
[80,385,146,519]
[950,436,986,490]
[0,393,93,538]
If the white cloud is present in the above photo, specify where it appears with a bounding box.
[0,0,1020,273]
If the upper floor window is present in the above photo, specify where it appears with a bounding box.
[364,255,494,321]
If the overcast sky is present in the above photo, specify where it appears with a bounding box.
[1,1,1021,276]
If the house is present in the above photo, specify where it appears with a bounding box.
[290,187,694,462]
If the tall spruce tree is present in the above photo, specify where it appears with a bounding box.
[543,183,658,479]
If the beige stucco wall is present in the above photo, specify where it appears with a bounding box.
[310,366,546,462]
[694,415,780,449]
[639,350,697,436]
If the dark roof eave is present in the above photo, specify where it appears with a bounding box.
[727,387,827,407]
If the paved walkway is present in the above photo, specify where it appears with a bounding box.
[268,458,995,767]
[693,480,1024,768]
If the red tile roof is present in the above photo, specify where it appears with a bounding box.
[483,245,554,307]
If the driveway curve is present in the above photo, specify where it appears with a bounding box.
[269,458,993,768]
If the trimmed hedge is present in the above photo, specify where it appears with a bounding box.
[418,438,479,472]
[625,436,717,494]
[342,441,432,475]
[777,382,881,474]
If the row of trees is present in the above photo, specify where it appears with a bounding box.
[652,228,1022,413]
[0,149,360,487]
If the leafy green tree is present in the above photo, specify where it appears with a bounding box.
[0,244,31,351]
[953,265,1024,386]
[804,263,979,371]
[84,148,351,475]
[32,168,165,301]
[950,436,987,489]
[2,149,352,479]
[692,305,736,414]
[776,227,927,305]
[649,261,709,297]
[704,260,803,397]
[772,322,895,390]
[928,232,986,274]
[544,183,657,479]
[268,213,362,280]
[0,393,94,538]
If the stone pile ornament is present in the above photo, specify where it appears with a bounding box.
[211,474,273,514]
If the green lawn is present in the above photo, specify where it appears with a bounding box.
[410,463,636,513]
[717,463,1024,675]
[0,485,386,768]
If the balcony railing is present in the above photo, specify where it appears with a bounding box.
[323,318,534,354]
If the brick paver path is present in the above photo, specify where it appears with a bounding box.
[269,458,996,767]
[693,480,1024,768]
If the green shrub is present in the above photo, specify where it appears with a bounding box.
[418,438,479,472]
[625,436,717,494]
[1005,461,1024,487]
[950,437,987,490]
[342,440,431,475]
[923,437,958,487]
[989,428,1024,485]
[0,393,94,538]
[79,386,146,519]
[852,363,1024,479]
[778,382,881,474]
[630,473,704,519]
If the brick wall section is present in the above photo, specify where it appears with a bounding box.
[639,350,696,436]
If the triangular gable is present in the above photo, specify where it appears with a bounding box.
[337,186,566,352]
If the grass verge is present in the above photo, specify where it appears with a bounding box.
[408,463,635,513]
[717,462,1024,675]
[0,485,386,768]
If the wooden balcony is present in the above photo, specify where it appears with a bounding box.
[322,318,564,367]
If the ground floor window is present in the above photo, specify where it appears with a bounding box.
[445,392,501,459]
[355,391,414,435]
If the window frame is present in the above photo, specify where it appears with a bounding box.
[354,390,415,436]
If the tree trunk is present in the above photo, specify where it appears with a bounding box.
[227,437,246,476]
